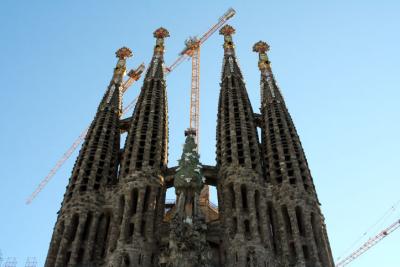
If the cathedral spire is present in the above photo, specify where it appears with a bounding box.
[253,41,284,104]
[255,41,335,266]
[120,28,169,176]
[143,27,169,81]
[216,25,261,172]
[45,47,132,267]
[220,24,236,55]
[111,29,169,265]
[219,25,244,80]
[216,26,271,266]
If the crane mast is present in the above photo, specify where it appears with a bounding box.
[182,8,236,146]
[336,219,400,267]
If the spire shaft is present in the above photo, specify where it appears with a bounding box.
[120,28,169,175]
[254,41,335,267]
[45,48,132,267]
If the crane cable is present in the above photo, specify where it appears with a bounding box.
[336,199,400,261]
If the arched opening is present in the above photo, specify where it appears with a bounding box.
[164,187,175,217]
[267,202,278,254]
[131,188,138,215]
[281,205,293,238]
[100,214,111,257]
[295,206,305,237]
[254,190,261,235]
[140,219,146,237]
[119,195,125,224]
[142,186,151,213]
[82,212,92,241]
[233,217,238,235]
[311,212,324,264]
[122,254,130,267]
[69,214,79,243]
[76,248,84,264]
[229,183,236,209]
[241,185,248,211]
[289,241,297,264]
[244,219,251,239]
[302,245,310,260]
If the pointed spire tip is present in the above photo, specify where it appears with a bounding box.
[153,27,170,39]
[115,47,133,59]
[219,24,235,36]
[253,41,270,53]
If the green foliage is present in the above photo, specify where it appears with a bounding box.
[174,135,203,192]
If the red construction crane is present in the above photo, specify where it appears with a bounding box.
[26,9,235,204]
[335,218,400,266]
[170,8,236,146]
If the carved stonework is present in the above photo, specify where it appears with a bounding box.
[160,134,211,267]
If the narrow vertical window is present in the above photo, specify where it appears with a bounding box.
[142,186,151,213]
[82,212,92,241]
[282,205,293,237]
[132,188,138,215]
[267,201,280,255]
[119,195,125,224]
[229,183,236,209]
[289,242,297,263]
[255,190,261,234]
[69,214,79,243]
[311,212,324,264]
[241,185,248,210]
[296,206,305,237]
[141,219,146,237]
[244,219,251,239]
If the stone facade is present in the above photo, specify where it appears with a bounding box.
[45,26,334,267]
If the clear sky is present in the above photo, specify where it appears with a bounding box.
[0,0,400,266]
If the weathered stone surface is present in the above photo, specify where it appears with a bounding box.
[45,28,334,267]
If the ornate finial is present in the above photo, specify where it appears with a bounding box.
[253,41,270,54]
[220,25,236,52]
[219,25,236,36]
[153,27,169,54]
[115,47,133,60]
[153,27,170,39]
[253,40,272,75]
[112,47,132,85]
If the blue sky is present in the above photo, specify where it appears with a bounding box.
[1,1,400,266]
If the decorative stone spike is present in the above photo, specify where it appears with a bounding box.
[153,27,170,55]
[219,24,236,36]
[219,25,236,53]
[115,46,133,59]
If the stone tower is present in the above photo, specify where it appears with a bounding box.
[215,25,275,267]
[45,25,334,267]
[107,27,170,266]
[45,47,132,267]
[253,40,335,267]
